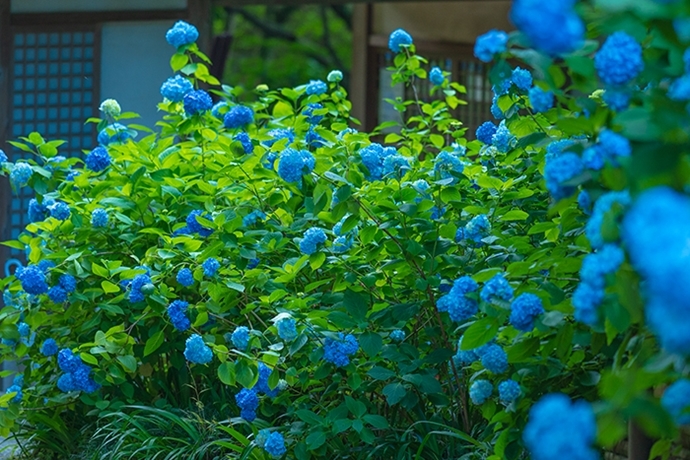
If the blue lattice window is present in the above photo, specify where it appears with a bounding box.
[5,28,98,254]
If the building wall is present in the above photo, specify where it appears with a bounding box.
[372,1,513,44]
[11,0,186,13]
[101,21,175,128]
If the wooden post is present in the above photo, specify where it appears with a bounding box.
[189,0,213,53]
[350,3,374,131]
[0,0,11,285]
[629,420,654,460]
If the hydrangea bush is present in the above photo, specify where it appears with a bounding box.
[0,2,689,458]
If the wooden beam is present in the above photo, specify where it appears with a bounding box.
[189,0,212,53]
[10,9,190,27]
[350,4,370,129]
[215,0,503,5]
[0,0,10,292]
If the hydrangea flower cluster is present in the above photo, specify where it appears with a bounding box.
[41,338,58,356]
[5,383,22,404]
[323,333,359,367]
[603,88,631,111]
[231,326,250,350]
[48,201,71,220]
[433,150,464,181]
[469,379,493,404]
[276,317,297,342]
[0,149,7,163]
[480,343,508,373]
[359,143,400,180]
[529,87,554,113]
[224,105,254,129]
[436,276,479,322]
[455,214,491,245]
[202,258,220,277]
[254,362,281,398]
[622,186,690,354]
[573,245,625,326]
[10,163,33,188]
[99,99,121,118]
[491,120,515,153]
[98,123,131,146]
[429,67,445,86]
[498,379,521,405]
[303,103,324,124]
[184,334,212,364]
[474,29,508,62]
[544,152,584,200]
[177,268,194,287]
[183,90,213,115]
[185,210,214,237]
[91,208,109,228]
[509,293,545,331]
[165,21,199,48]
[510,0,584,56]
[160,75,193,102]
[661,379,690,426]
[28,198,53,222]
[17,264,49,295]
[85,146,111,172]
[278,148,315,183]
[57,349,99,393]
[511,67,533,91]
[523,393,598,460]
[128,273,153,303]
[594,32,643,86]
[480,274,513,304]
[327,70,343,82]
[48,274,77,304]
[261,431,287,458]
[234,132,254,154]
[235,388,259,421]
[305,80,327,96]
[584,190,630,249]
[388,28,413,53]
[167,300,190,331]
[476,121,497,144]
[299,227,327,255]
[390,329,405,342]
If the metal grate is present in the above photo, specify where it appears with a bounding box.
[5,28,98,254]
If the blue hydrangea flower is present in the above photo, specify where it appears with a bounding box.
[235,388,259,422]
[98,123,131,146]
[360,143,393,180]
[595,32,643,86]
[202,258,220,277]
[38,260,55,273]
[300,227,327,255]
[177,268,194,287]
[480,343,508,373]
[231,326,250,350]
[306,127,326,148]
[0,149,6,163]
[469,380,493,404]
[328,70,343,82]
[578,190,591,213]
[453,347,479,366]
[276,317,297,342]
[5,385,22,403]
[28,198,52,222]
[305,80,327,96]
[85,146,111,172]
[186,210,214,237]
[669,74,690,100]
[388,28,413,53]
[622,186,690,354]
[48,201,70,220]
[573,281,604,325]
[262,128,295,149]
[523,394,598,460]
[460,214,491,245]
[41,338,58,356]
[434,150,464,182]
[511,67,533,91]
[390,329,405,342]
[476,121,497,144]
[129,273,152,303]
[582,146,604,171]
[498,379,521,404]
[160,75,193,102]
[509,293,545,331]
[603,88,631,111]
[436,276,479,322]
[10,163,33,188]
[17,322,29,337]
[492,121,515,153]
[429,67,445,86]
[490,94,504,119]
[211,101,228,118]
[184,334,213,364]
[254,362,280,397]
[598,129,631,162]
[183,90,213,115]
[243,210,266,227]
[247,258,260,269]
[661,379,690,426]
[224,105,254,129]
[481,274,513,303]
[59,274,76,293]
[510,0,585,56]
[167,300,190,331]
[91,208,108,228]
[529,87,554,113]
[380,153,409,177]
[544,153,584,200]
[58,349,81,373]
[304,103,324,124]
[585,190,630,249]
[323,333,359,367]
[474,29,508,62]
[278,148,315,183]
[263,432,287,458]
[234,132,254,154]
[580,245,624,289]
[48,286,68,303]
[545,139,575,160]
[17,265,48,295]
[166,21,199,48]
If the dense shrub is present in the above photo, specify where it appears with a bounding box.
[1,1,690,458]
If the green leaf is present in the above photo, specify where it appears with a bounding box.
[295,409,324,426]
[217,362,236,386]
[501,210,529,221]
[144,331,165,357]
[92,263,110,278]
[101,280,120,294]
[309,251,326,270]
[367,366,396,380]
[382,382,406,405]
[117,355,137,373]
[461,318,499,350]
[170,53,189,71]
[80,353,98,366]
[306,431,327,450]
[342,290,368,322]
[359,332,382,357]
[363,414,389,429]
